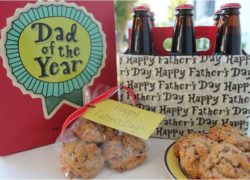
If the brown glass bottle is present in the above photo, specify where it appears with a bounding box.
[213,10,221,27]
[220,3,242,55]
[129,5,154,55]
[171,4,196,55]
[214,9,225,54]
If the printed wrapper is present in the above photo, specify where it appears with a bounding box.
[54,85,147,179]
[118,54,250,139]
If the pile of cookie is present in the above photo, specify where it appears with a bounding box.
[174,124,250,179]
[60,119,147,179]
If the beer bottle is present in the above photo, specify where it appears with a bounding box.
[220,3,242,55]
[213,10,221,27]
[129,5,154,55]
[171,4,196,55]
[150,11,155,28]
[214,9,224,54]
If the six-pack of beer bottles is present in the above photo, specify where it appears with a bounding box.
[126,3,242,56]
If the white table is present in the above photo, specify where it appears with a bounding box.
[0,138,174,179]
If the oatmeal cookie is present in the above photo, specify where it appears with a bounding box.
[73,119,106,143]
[173,133,204,157]
[178,135,218,179]
[103,134,146,172]
[199,143,250,179]
[102,127,120,140]
[60,140,104,179]
[208,124,250,152]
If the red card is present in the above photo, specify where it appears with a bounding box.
[0,0,116,155]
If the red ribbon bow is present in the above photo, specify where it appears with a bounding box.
[60,85,137,135]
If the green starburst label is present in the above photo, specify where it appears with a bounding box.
[0,2,106,118]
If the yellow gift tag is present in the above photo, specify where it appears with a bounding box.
[82,99,164,139]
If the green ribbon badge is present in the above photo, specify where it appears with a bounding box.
[0,2,106,118]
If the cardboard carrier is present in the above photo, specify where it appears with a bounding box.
[0,0,116,155]
[119,26,250,139]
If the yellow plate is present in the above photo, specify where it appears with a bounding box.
[164,143,187,179]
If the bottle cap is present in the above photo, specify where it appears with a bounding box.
[133,5,150,12]
[176,4,193,10]
[149,11,155,17]
[214,9,222,15]
[221,3,241,9]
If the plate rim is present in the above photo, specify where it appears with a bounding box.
[164,142,187,180]
[164,142,177,179]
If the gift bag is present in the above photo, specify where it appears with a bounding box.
[0,0,116,155]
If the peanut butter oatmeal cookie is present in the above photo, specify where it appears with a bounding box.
[208,124,250,152]
[60,140,104,179]
[73,119,106,143]
[103,134,146,172]
[178,135,218,179]
[173,133,204,157]
[199,143,250,179]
